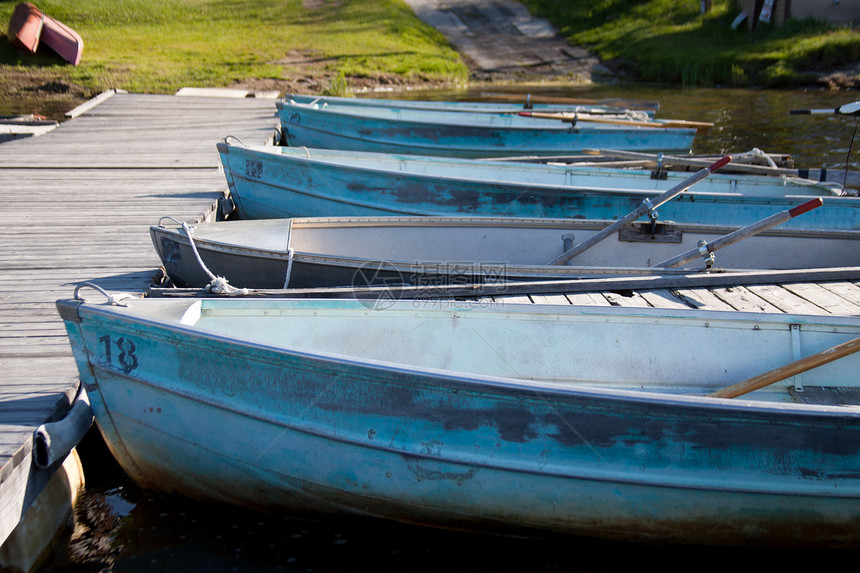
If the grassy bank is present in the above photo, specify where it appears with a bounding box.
[522,0,860,87]
[3,0,858,120]
[0,0,468,116]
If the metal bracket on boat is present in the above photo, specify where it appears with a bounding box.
[642,198,656,218]
[790,324,804,393]
[157,215,183,227]
[73,282,136,306]
[651,153,668,180]
[618,222,683,243]
[561,234,575,265]
[222,135,247,147]
[642,197,660,233]
[696,240,716,269]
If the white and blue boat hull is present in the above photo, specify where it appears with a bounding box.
[57,296,860,546]
[218,143,859,230]
[276,100,696,158]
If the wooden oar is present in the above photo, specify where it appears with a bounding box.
[790,101,860,116]
[518,111,714,134]
[477,92,660,112]
[653,198,823,268]
[582,149,803,177]
[547,155,732,266]
[708,336,860,399]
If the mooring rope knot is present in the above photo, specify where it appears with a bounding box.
[158,216,249,295]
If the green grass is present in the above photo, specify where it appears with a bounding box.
[520,0,860,87]
[0,0,469,94]
[3,0,857,101]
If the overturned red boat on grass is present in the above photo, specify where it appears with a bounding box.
[6,2,82,65]
[6,2,42,54]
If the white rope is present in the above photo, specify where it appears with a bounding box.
[623,110,651,122]
[779,176,844,195]
[283,248,295,289]
[282,219,295,289]
[160,217,248,295]
[733,148,778,168]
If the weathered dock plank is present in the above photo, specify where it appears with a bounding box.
[0,91,278,548]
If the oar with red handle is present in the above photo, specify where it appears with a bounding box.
[653,198,824,268]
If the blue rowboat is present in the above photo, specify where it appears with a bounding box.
[149,215,860,290]
[276,98,697,158]
[57,292,860,546]
[284,93,660,117]
[217,142,857,230]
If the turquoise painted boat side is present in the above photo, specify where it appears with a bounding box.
[57,296,860,546]
[276,100,696,158]
[218,143,860,230]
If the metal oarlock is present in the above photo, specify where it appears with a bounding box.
[697,240,716,269]
[651,152,667,180]
[548,155,732,266]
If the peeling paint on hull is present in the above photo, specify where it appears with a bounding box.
[217,143,860,230]
[275,101,696,159]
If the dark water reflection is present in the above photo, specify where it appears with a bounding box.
[40,83,860,571]
[44,430,851,572]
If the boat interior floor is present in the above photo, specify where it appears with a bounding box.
[789,386,860,407]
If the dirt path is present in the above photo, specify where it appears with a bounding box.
[403,0,612,84]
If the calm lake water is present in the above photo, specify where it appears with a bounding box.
[39,83,860,572]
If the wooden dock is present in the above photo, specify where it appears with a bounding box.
[0,90,278,551]
[2,90,860,560]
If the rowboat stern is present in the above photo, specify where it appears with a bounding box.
[39,13,83,65]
